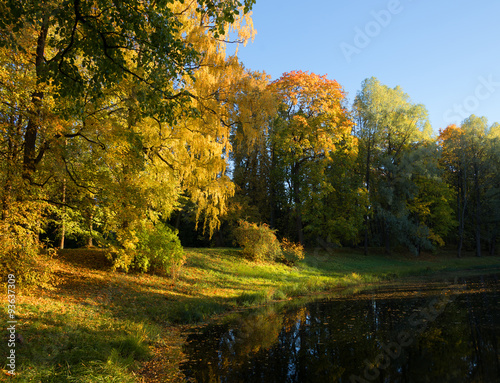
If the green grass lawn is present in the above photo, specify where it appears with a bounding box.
[2,247,499,382]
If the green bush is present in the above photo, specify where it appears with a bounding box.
[233,220,282,262]
[135,222,185,276]
[108,222,185,276]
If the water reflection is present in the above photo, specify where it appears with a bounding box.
[182,275,500,382]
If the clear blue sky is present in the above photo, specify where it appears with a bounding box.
[233,0,500,134]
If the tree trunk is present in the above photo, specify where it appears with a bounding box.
[292,163,304,245]
[474,163,482,257]
[363,145,372,255]
[60,178,66,249]
[383,219,391,255]
[60,222,66,249]
[363,219,369,256]
[87,212,94,247]
[269,145,277,229]
[457,169,467,258]
[214,230,224,247]
[2,116,17,220]
[175,209,182,230]
[23,19,49,178]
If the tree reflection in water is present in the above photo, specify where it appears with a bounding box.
[182,274,500,382]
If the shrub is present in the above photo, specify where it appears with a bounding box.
[108,222,185,276]
[107,232,138,273]
[233,220,282,262]
[135,222,185,276]
[0,221,55,289]
[279,238,305,266]
[234,220,305,265]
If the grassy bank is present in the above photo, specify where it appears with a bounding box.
[2,248,499,382]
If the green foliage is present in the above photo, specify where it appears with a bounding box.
[353,77,444,254]
[135,223,185,276]
[107,222,184,276]
[439,116,500,255]
[303,144,367,245]
[233,220,282,262]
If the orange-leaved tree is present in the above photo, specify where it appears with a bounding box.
[269,71,354,244]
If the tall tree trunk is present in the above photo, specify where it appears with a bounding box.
[87,212,94,247]
[384,220,391,255]
[3,115,24,219]
[2,176,12,221]
[2,117,14,220]
[214,230,224,247]
[474,163,482,257]
[292,162,304,245]
[269,145,277,229]
[458,169,467,258]
[60,178,66,249]
[490,232,497,256]
[363,144,372,255]
[23,19,49,178]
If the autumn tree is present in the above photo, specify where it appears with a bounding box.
[439,116,500,257]
[226,69,278,236]
[269,71,354,244]
[0,0,255,279]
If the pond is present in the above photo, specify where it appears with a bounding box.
[181,274,500,382]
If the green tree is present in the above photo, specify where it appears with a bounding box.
[438,124,469,256]
[461,115,489,257]
[353,77,440,254]
[483,130,500,255]
[301,139,367,246]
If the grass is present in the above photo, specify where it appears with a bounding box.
[1,247,499,382]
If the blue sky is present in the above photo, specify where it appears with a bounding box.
[233,0,500,134]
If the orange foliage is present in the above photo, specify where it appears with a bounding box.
[437,124,463,147]
[269,71,354,159]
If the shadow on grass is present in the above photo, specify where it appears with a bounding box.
[57,248,113,271]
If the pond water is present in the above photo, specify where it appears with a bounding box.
[181,274,500,382]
